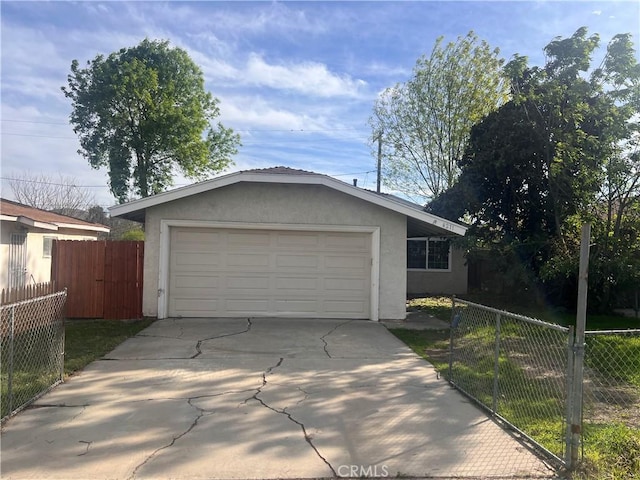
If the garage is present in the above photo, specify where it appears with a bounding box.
[109,166,467,321]
[168,227,372,318]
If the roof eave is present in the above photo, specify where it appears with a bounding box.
[55,222,110,233]
[17,216,59,231]
[109,172,467,237]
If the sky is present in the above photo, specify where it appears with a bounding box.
[1,1,639,210]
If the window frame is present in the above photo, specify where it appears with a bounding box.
[406,237,452,272]
[43,236,57,258]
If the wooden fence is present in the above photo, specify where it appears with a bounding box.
[0,282,58,306]
[51,240,144,319]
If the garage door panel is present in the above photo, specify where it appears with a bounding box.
[325,234,369,251]
[226,275,270,290]
[324,277,368,292]
[273,299,319,313]
[225,298,270,313]
[276,233,320,248]
[226,253,270,268]
[228,231,271,246]
[174,252,221,267]
[174,274,220,289]
[169,227,371,318]
[172,298,219,314]
[325,255,369,271]
[276,254,319,268]
[324,300,368,313]
[173,230,221,246]
[275,276,318,290]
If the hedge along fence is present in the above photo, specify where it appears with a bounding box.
[1,289,67,421]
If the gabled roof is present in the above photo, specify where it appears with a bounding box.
[109,167,467,236]
[0,198,110,233]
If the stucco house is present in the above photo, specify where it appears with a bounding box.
[110,167,467,321]
[0,198,110,290]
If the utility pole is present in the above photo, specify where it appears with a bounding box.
[376,131,382,193]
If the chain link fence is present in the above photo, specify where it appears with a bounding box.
[582,329,640,477]
[1,290,67,421]
[449,298,571,467]
[449,298,640,477]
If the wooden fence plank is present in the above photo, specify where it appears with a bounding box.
[0,281,57,306]
[52,240,144,319]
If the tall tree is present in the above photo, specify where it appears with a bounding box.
[370,31,508,200]
[8,172,96,216]
[430,28,640,310]
[62,38,240,203]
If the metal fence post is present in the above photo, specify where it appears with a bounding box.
[564,325,575,466]
[8,305,15,415]
[492,313,502,414]
[569,223,591,469]
[449,296,456,381]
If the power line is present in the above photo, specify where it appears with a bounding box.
[1,132,78,140]
[2,118,370,134]
[330,170,376,177]
[0,176,109,188]
[1,119,69,126]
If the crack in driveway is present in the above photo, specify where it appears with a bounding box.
[320,320,353,358]
[137,319,185,340]
[77,440,92,456]
[127,397,214,480]
[191,318,253,359]
[244,358,336,477]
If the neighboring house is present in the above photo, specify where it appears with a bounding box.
[110,167,467,321]
[0,198,110,290]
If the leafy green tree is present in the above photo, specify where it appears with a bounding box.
[119,227,145,241]
[430,28,640,311]
[370,31,508,200]
[63,38,240,203]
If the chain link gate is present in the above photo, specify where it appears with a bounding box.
[1,290,67,421]
[449,298,571,467]
[582,329,640,475]
[449,298,640,475]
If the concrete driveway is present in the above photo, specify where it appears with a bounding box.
[1,318,554,479]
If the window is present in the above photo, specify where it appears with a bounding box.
[407,238,451,270]
[43,236,56,258]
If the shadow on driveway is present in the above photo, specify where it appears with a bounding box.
[1,318,556,479]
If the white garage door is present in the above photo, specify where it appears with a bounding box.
[168,227,372,318]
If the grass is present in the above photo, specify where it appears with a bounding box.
[2,318,153,419]
[64,318,154,375]
[450,293,640,330]
[394,295,640,480]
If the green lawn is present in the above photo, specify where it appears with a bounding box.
[64,318,154,375]
[408,295,640,329]
[2,318,153,419]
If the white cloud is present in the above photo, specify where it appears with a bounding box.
[243,54,366,98]
[193,52,368,99]
[363,61,413,80]
[220,96,330,132]
[592,10,602,16]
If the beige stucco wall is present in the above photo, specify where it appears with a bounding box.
[142,182,408,320]
[406,247,468,295]
[0,221,97,290]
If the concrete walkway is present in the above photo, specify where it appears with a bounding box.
[1,318,555,479]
